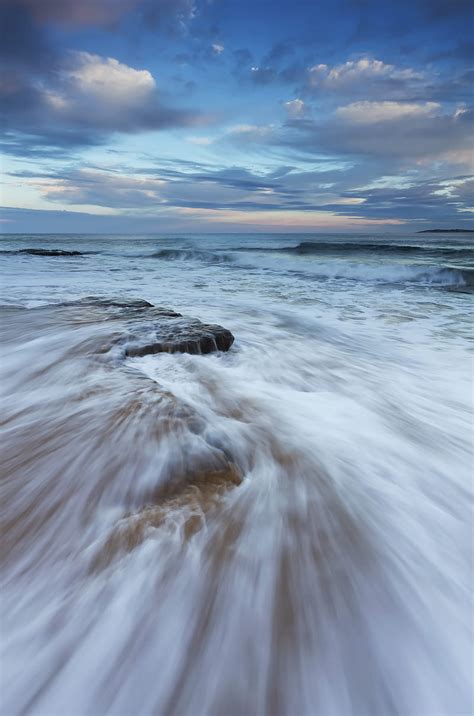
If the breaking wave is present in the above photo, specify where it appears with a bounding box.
[149,248,234,263]
[279,240,474,258]
[294,262,474,287]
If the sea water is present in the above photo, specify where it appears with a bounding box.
[1,232,472,715]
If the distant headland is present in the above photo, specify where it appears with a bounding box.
[417,228,474,233]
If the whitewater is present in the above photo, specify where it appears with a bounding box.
[1,232,473,716]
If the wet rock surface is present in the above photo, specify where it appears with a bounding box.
[122,319,234,357]
[1,299,241,569]
[6,296,235,358]
[60,296,235,357]
[59,296,156,309]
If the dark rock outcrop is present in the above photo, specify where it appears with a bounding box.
[60,296,156,309]
[18,248,83,256]
[44,296,235,357]
[122,318,234,357]
[417,228,474,234]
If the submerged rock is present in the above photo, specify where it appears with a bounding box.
[90,462,243,570]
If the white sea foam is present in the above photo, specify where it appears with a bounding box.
[1,232,472,715]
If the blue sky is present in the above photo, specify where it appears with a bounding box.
[1,0,473,233]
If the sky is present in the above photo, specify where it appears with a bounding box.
[1,0,473,233]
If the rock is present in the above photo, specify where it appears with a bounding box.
[60,296,156,309]
[18,248,83,256]
[42,297,235,357]
[122,318,234,357]
[90,462,243,570]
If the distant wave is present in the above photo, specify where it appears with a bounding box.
[149,248,234,264]
[266,241,474,258]
[293,262,474,288]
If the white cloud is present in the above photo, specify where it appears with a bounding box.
[305,57,426,103]
[336,101,441,123]
[212,43,224,55]
[68,52,156,106]
[30,51,202,138]
[308,57,422,89]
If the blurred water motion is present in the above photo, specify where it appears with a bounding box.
[1,233,472,715]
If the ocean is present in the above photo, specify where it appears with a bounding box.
[1,232,473,715]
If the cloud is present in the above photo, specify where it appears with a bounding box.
[3,0,197,30]
[1,50,205,153]
[304,57,426,101]
[0,0,206,156]
[30,169,167,209]
[0,2,57,72]
[309,57,421,86]
[334,174,474,223]
[221,103,472,173]
[2,0,473,232]
[18,165,288,211]
[11,154,474,228]
[320,105,473,163]
[234,51,439,105]
[227,124,276,143]
[68,52,156,103]
[8,0,139,26]
[0,203,412,234]
[6,150,473,231]
[139,0,196,33]
[335,101,441,123]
